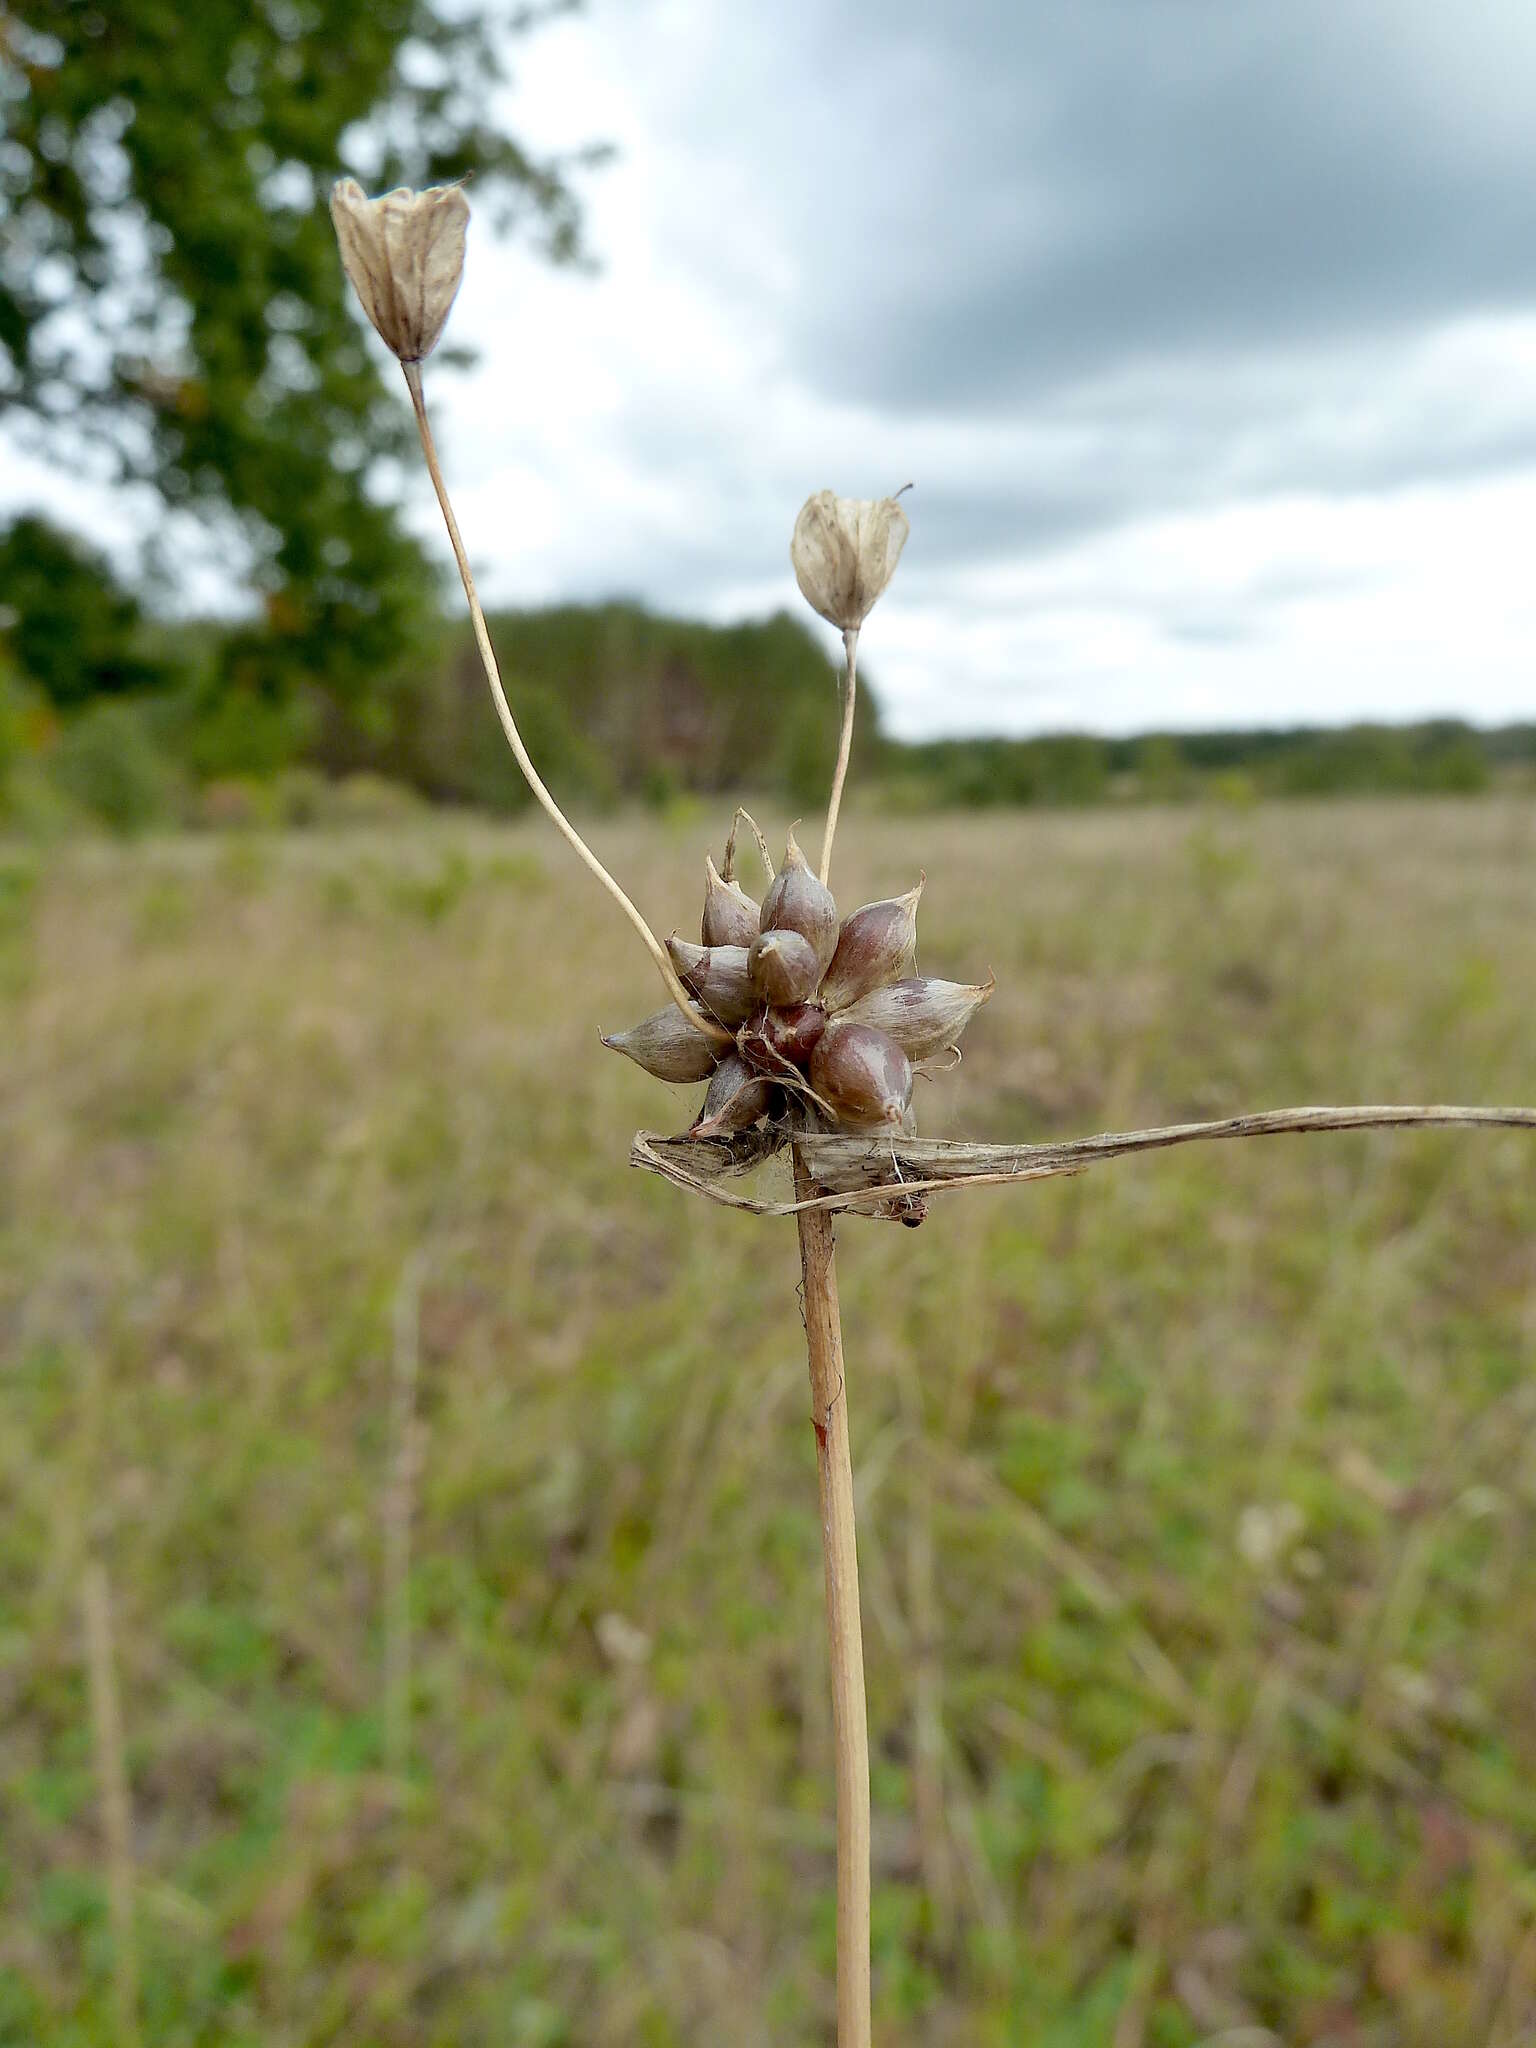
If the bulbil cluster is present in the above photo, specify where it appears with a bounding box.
[603,827,991,1142]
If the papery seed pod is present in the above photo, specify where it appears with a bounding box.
[691,1054,774,1138]
[748,928,823,1007]
[790,490,910,633]
[601,1008,720,1083]
[702,854,760,949]
[808,1021,913,1127]
[759,826,838,973]
[329,179,469,364]
[666,937,756,1028]
[818,879,924,1012]
[839,976,994,1063]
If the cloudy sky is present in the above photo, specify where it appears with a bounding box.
[8,0,1536,737]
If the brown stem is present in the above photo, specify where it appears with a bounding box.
[632,1103,1536,1217]
[792,1146,872,2048]
[399,361,731,1048]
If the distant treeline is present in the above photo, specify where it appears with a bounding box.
[1,517,1532,832]
[879,720,1536,808]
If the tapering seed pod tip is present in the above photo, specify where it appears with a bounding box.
[819,876,925,1012]
[759,826,838,972]
[702,854,761,949]
[839,975,994,1064]
[602,1007,720,1084]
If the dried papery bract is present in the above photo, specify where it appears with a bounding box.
[791,490,911,891]
[329,178,469,363]
[791,490,909,635]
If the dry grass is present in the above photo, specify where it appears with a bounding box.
[1,796,1534,2046]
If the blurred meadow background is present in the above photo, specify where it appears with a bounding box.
[3,2,1536,2045]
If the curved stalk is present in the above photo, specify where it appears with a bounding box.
[401,362,732,1048]
[819,626,859,887]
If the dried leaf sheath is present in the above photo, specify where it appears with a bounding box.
[631,1105,1536,1218]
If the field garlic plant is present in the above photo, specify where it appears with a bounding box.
[604,823,991,1154]
[329,175,1536,2048]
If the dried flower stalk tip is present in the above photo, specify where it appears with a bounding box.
[330,178,469,364]
[819,880,924,1013]
[702,855,761,949]
[790,490,910,633]
[602,1008,720,1084]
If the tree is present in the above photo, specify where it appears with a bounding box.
[0,514,179,707]
[0,0,600,714]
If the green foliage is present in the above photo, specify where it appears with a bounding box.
[47,698,186,835]
[0,516,183,708]
[2,805,1534,2042]
[0,0,597,710]
[883,732,1111,809]
[882,720,1512,810]
[393,603,857,811]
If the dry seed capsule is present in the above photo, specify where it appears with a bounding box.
[666,937,756,1028]
[691,1053,774,1138]
[818,879,924,1012]
[808,1020,913,1127]
[839,976,993,1063]
[759,826,838,974]
[601,1007,720,1083]
[702,855,760,949]
[748,927,823,1007]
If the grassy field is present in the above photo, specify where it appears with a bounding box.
[2,797,1535,2047]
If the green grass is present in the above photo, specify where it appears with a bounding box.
[2,798,1534,2046]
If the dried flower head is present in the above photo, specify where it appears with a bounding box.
[790,490,909,633]
[605,822,990,1176]
[329,178,470,364]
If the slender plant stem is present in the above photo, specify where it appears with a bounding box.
[819,626,860,887]
[400,361,732,1048]
[792,1145,872,2048]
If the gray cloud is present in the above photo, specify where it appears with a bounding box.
[766,0,1536,412]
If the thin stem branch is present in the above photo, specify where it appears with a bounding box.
[632,1103,1536,1217]
[401,362,732,1047]
[819,627,859,888]
[792,1146,871,2048]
